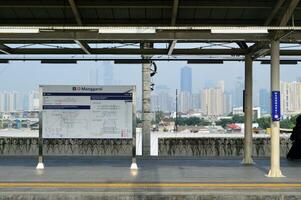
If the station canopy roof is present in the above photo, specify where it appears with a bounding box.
[0,0,301,62]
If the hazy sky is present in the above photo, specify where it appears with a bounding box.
[0,60,300,105]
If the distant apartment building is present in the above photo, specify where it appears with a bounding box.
[180,66,192,93]
[281,81,301,116]
[259,89,270,114]
[0,90,39,112]
[151,85,174,113]
[232,77,244,108]
[201,81,231,116]
[0,91,22,112]
[178,91,192,113]
[201,85,224,116]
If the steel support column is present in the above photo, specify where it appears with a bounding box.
[242,54,254,165]
[141,43,153,156]
[267,40,284,177]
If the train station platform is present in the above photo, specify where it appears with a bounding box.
[0,156,301,199]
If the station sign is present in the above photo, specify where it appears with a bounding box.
[271,91,281,121]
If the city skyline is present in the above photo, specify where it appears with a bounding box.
[0,61,301,112]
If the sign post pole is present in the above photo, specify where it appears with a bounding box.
[267,40,284,177]
[36,87,44,169]
[130,86,138,170]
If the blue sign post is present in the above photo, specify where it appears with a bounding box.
[271,91,281,121]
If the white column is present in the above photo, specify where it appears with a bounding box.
[141,43,152,156]
[242,54,254,165]
[267,40,284,177]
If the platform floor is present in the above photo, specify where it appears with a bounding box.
[0,156,301,199]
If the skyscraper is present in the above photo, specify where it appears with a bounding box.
[89,66,99,85]
[259,89,270,113]
[180,66,192,93]
[233,76,244,107]
[103,62,114,85]
[201,87,224,116]
[151,85,174,112]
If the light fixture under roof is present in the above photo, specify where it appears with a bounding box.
[260,60,298,65]
[99,27,156,34]
[187,59,224,64]
[41,59,77,64]
[0,28,40,33]
[211,28,268,34]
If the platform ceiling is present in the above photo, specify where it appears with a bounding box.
[0,0,300,61]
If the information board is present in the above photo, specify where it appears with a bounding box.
[41,85,134,138]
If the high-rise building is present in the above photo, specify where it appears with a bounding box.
[103,63,114,85]
[192,93,201,110]
[223,92,232,115]
[89,66,99,85]
[0,93,4,112]
[281,81,301,116]
[179,91,192,113]
[28,90,39,111]
[201,85,224,116]
[259,89,270,114]
[0,91,22,112]
[201,81,229,116]
[180,66,192,93]
[233,77,244,107]
[151,85,174,112]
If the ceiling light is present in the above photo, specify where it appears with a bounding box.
[0,28,40,33]
[211,28,268,34]
[99,27,156,34]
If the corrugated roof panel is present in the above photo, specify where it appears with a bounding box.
[129,8,146,19]
[178,8,195,20]
[44,8,71,19]
[161,8,172,19]
[95,8,114,19]
[112,8,130,20]
[241,9,267,19]
[80,8,98,19]
[29,8,51,19]
[12,8,34,19]
[0,8,16,19]
[225,8,244,19]
[210,8,228,19]
[145,8,162,19]
[193,8,212,19]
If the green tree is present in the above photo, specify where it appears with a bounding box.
[175,117,210,126]
[232,115,244,123]
[216,118,233,128]
[155,111,164,124]
[256,117,271,129]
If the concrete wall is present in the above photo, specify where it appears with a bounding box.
[0,137,292,157]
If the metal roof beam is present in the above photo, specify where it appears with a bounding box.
[236,41,248,49]
[74,40,91,54]
[7,48,247,55]
[0,44,12,54]
[278,0,300,26]
[68,0,83,25]
[168,0,179,56]
[251,0,300,58]
[0,31,271,42]
[167,40,177,56]
[171,0,179,25]
[68,0,93,54]
[264,0,286,25]
[1,48,300,56]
